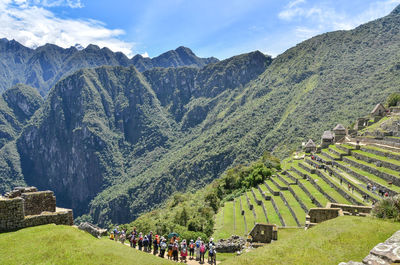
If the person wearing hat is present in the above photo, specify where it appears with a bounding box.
[195,237,201,261]
[180,239,188,262]
[159,238,167,258]
[189,239,195,260]
[172,239,179,261]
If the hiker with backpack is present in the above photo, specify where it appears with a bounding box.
[130,233,136,248]
[195,237,201,261]
[159,238,167,258]
[172,239,179,261]
[153,235,159,255]
[199,241,206,264]
[143,235,149,252]
[167,239,174,260]
[138,233,143,251]
[208,238,216,264]
[148,231,153,252]
[180,239,188,263]
[189,239,195,260]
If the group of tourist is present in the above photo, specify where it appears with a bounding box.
[109,227,216,264]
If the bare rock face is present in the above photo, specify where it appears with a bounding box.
[78,222,107,238]
[215,235,246,253]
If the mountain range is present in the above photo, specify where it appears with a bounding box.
[0,40,218,96]
[0,5,399,226]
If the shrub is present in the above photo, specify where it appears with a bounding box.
[372,195,400,221]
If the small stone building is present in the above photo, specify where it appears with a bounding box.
[371,103,386,117]
[0,187,73,232]
[354,118,369,131]
[304,139,317,153]
[333,124,346,142]
[321,130,334,148]
[249,223,278,243]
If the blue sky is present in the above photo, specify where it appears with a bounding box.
[1,0,400,59]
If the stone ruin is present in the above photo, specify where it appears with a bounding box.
[305,203,372,229]
[78,222,108,238]
[249,223,278,243]
[0,186,73,232]
[215,235,247,253]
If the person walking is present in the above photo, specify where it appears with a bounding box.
[180,239,188,263]
[159,238,167,258]
[195,237,201,261]
[199,241,206,264]
[189,239,195,260]
[172,240,179,262]
[143,235,149,252]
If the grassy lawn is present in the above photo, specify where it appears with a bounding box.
[329,145,348,155]
[345,156,400,177]
[322,149,341,160]
[0,224,175,265]
[292,165,329,206]
[221,216,400,265]
[288,183,316,209]
[214,201,236,241]
[353,150,400,167]
[247,190,268,224]
[361,145,400,159]
[241,195,255,230]
[281,190,306,226]
[258,185,282,226]
[234,199,246,237]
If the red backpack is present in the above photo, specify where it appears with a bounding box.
[200,245,205,253]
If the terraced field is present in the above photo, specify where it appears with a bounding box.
[213,136,400,239]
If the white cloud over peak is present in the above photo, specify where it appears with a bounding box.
[0,0,135,57]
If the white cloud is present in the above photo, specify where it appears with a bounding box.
[0,0,135,57]
[140,52,149,58]
[279,0,400,40]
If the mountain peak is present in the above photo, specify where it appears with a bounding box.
[390,4,400,15]
[175,46,195,55]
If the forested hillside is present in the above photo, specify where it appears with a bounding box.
[0,5,399,226]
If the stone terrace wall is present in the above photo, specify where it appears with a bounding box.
[0,197,24,232]
[0,188,73,232]
[22,191,56,215]
[307,208,342,224]
[328,203,372,215]
[23,208,73,228]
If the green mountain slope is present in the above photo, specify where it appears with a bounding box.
[0,84,43,147]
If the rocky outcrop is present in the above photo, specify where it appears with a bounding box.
[78,222,107,238]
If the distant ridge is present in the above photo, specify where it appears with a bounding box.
[0,39,219,96]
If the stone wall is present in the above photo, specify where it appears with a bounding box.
[249,223,277,243]
[0,197,24,232]
[327,203,372,215]
[0,187,73,232]
[22,191,56,215]
[306,208,342,224]
[23,208,73,228]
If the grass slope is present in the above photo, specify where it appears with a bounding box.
[0,224,174,265]
[222,216,400,265]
